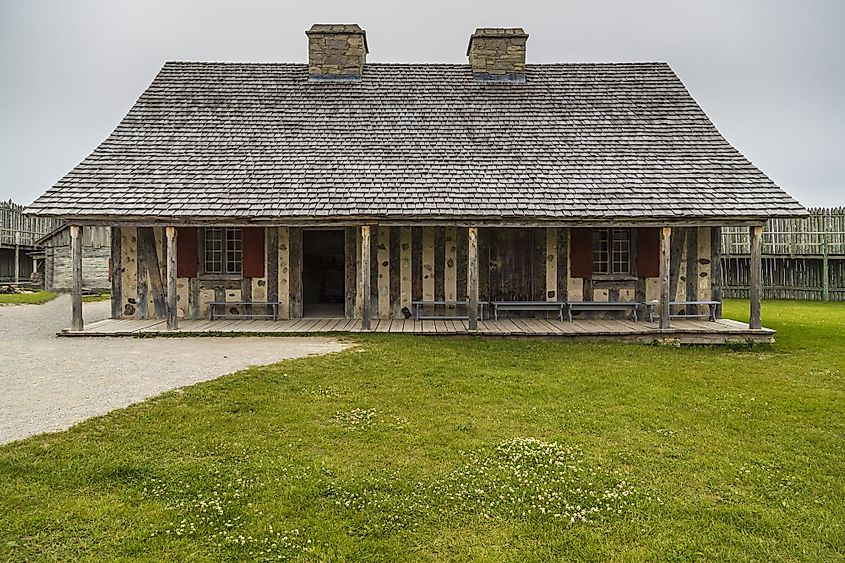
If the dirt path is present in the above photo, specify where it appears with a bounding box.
[0,295,347,445]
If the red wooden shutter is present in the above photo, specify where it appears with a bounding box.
[637,227,660,278]
[570,228,593,278]
[242,227,265,278]
[176,227,198,278]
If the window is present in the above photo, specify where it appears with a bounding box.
[204,227,242,275]
[593,228,631,275]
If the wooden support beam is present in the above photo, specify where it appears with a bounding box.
[289,227,303,319]
[399,227,412,314]
[749,225,763,329]
[70,225,83,331]
[659,226,671,329]
[361,226,372,330]
[345,227,357,319]
[468,227,479,330]
[165,226,178,330]
[278,227,290,319]
[266,227,279,308]
[546,227,557,301]
[711,226,723,319]
[444,226,457,315]
[377,226,390,319]
[110,226,122,319]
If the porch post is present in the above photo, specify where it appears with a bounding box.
[468,227,479,330]
[360,225,372,330]
[659,226,671,329]
[749,224,763,329]
[70,225,83,331]
[166,226,178,330]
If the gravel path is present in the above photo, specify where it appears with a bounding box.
[0,295,347,445]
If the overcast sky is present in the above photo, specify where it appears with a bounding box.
[1,0,842,207]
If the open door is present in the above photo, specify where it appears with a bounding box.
[302,230,345,317]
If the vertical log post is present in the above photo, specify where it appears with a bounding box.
[165,226,178,330]
[822,231,830,302]
[468,227,479,330]
[360,225,372,330]
[749,225,763,329]
[110,226,122,319]
[70,225,83,331]
[14,231,20,284]
[659,226,671,329]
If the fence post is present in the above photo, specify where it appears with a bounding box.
[822,232,830,302]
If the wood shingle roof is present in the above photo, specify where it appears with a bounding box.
[28,61,805,222]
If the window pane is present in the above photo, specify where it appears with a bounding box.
[204,227,223,274]
[592,229,610,274]
[226,227,242,274]
[611,228,630,274]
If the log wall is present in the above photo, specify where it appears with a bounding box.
[112,225,714,320]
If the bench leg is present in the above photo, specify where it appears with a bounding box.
[633,308,637,322]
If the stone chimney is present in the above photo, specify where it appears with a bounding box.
[466,28,529,82]
[306,24,368,80]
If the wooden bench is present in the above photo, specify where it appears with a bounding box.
[412,300,486,321]
[491,301,566,321]
[645,300,720,323]
[207,301,280,321]
[566,301,640,322]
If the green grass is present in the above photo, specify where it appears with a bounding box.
[1,299,843,561]
[82,292,111,303]
[0,290,57,305]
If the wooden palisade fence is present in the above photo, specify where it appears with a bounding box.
[721,207,845,301]
[0,200,62,283]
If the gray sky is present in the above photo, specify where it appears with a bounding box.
[1,0,843,207]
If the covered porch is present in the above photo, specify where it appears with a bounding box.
[60,316,774,344]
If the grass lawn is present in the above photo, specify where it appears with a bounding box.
[0,290,57,306]
[82,292,111,303]
[1,300,843,561]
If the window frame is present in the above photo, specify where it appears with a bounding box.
[592,227,633,278]
[202,226,243,277]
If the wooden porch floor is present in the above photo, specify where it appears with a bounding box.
[60,317,775,344]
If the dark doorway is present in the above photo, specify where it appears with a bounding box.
[302,230,346,317]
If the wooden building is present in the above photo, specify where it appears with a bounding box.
[36,225,111,291]
[1,200,61,283]
[27,25,805,336]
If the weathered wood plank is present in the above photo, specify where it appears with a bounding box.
[360,225,372,329]
[533,227,546,301]
[279,227,291,319]
[422,227,435,303]
[444,226,457,316]
[750,225,763,329]
[70,225,83,331]
[468,226,479,330]
[137,227,167,319]
[556,227,569,303]
[399,227,412,315]
[266,227,279,307]
[546,227,557,301]
[377,226,390,319]
[686,226,699,311]
[659,227,671,329]
[289,227,303,319]
[345,227,357,319]
[390,226,401,318]
[110,226,122,319]
[711,226,722,319]
[165,226,177,330]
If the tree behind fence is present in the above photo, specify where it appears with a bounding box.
[721,207,845,301]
